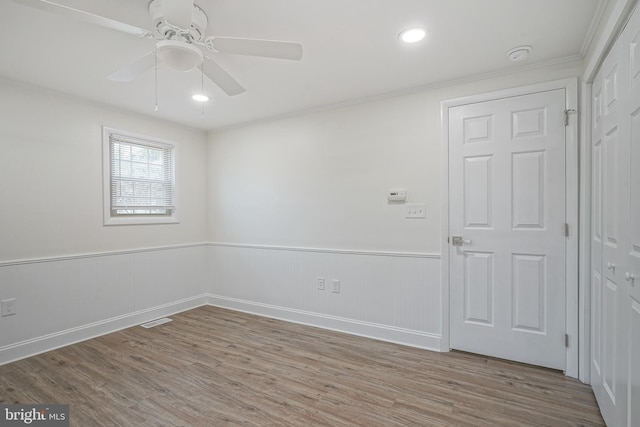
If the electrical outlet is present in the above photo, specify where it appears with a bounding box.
[332,279,341,293]
[1,298,16,317]
[317,277,325,290]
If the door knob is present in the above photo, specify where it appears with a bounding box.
[607,262,616,271]
[625,272,636,282]
[451,236,472,246]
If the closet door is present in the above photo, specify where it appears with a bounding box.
[591,4,640,426]
[623,6,640,426]
[591,51,607,421]
[592,33,628,425]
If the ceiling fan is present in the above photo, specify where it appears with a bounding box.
[13,0,304,96]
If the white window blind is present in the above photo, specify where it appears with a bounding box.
[109,133,175,216]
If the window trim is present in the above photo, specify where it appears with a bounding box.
[102,127,179,226]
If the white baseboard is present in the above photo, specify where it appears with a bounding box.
[0,294,209,366]
[206,294,442,352]
[0,291,443,366]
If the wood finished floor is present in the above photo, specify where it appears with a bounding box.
[0,306,604,426]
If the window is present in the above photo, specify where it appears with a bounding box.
[103,127,178,225]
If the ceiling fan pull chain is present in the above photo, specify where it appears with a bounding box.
[154,45,159,112]
[201,59,205,120]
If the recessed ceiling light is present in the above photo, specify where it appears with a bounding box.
[507,46,532,62]
[399,28,427,43]
[192,94,209,102]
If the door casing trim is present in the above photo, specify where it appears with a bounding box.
[440,78,580,379]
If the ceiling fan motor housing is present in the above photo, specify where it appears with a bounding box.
[149,0,208,42]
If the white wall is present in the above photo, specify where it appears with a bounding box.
[0,245,208,365]
[0,58,588,364]
[205,60,586,351]
[0,79,208,262]
[208,244,442,350]
[0,80,209,364]
[207,61,584,253]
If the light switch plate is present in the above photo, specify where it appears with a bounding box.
[405,203,426,218]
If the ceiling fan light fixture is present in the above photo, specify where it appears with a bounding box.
[156,40,203,72]
[399,28,427,43]
[192,93,209,102]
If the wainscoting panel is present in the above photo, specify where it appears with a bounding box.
[207,243,442,350]
[0,244,208,365]
[1,243,443,365]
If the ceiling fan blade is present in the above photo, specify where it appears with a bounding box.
[108,52,157,82]
[161,0,193,30]
[207,37,303,60]
[199,59,245,96]
[12,0,152,37]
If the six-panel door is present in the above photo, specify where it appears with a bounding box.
[449,89,567,370]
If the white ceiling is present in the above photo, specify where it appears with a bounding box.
[0,0,604,130]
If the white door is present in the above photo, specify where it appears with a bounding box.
[591,30,627,425]
[590,64,606,419]
[448,89,567,370]
[591,5,640,425]
[625,4,640,425]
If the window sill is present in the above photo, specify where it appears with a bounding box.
[103,216,180,226]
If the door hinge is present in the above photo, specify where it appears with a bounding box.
[565,334,569,347]
[564,223,569,237]
[564,109,576,126]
